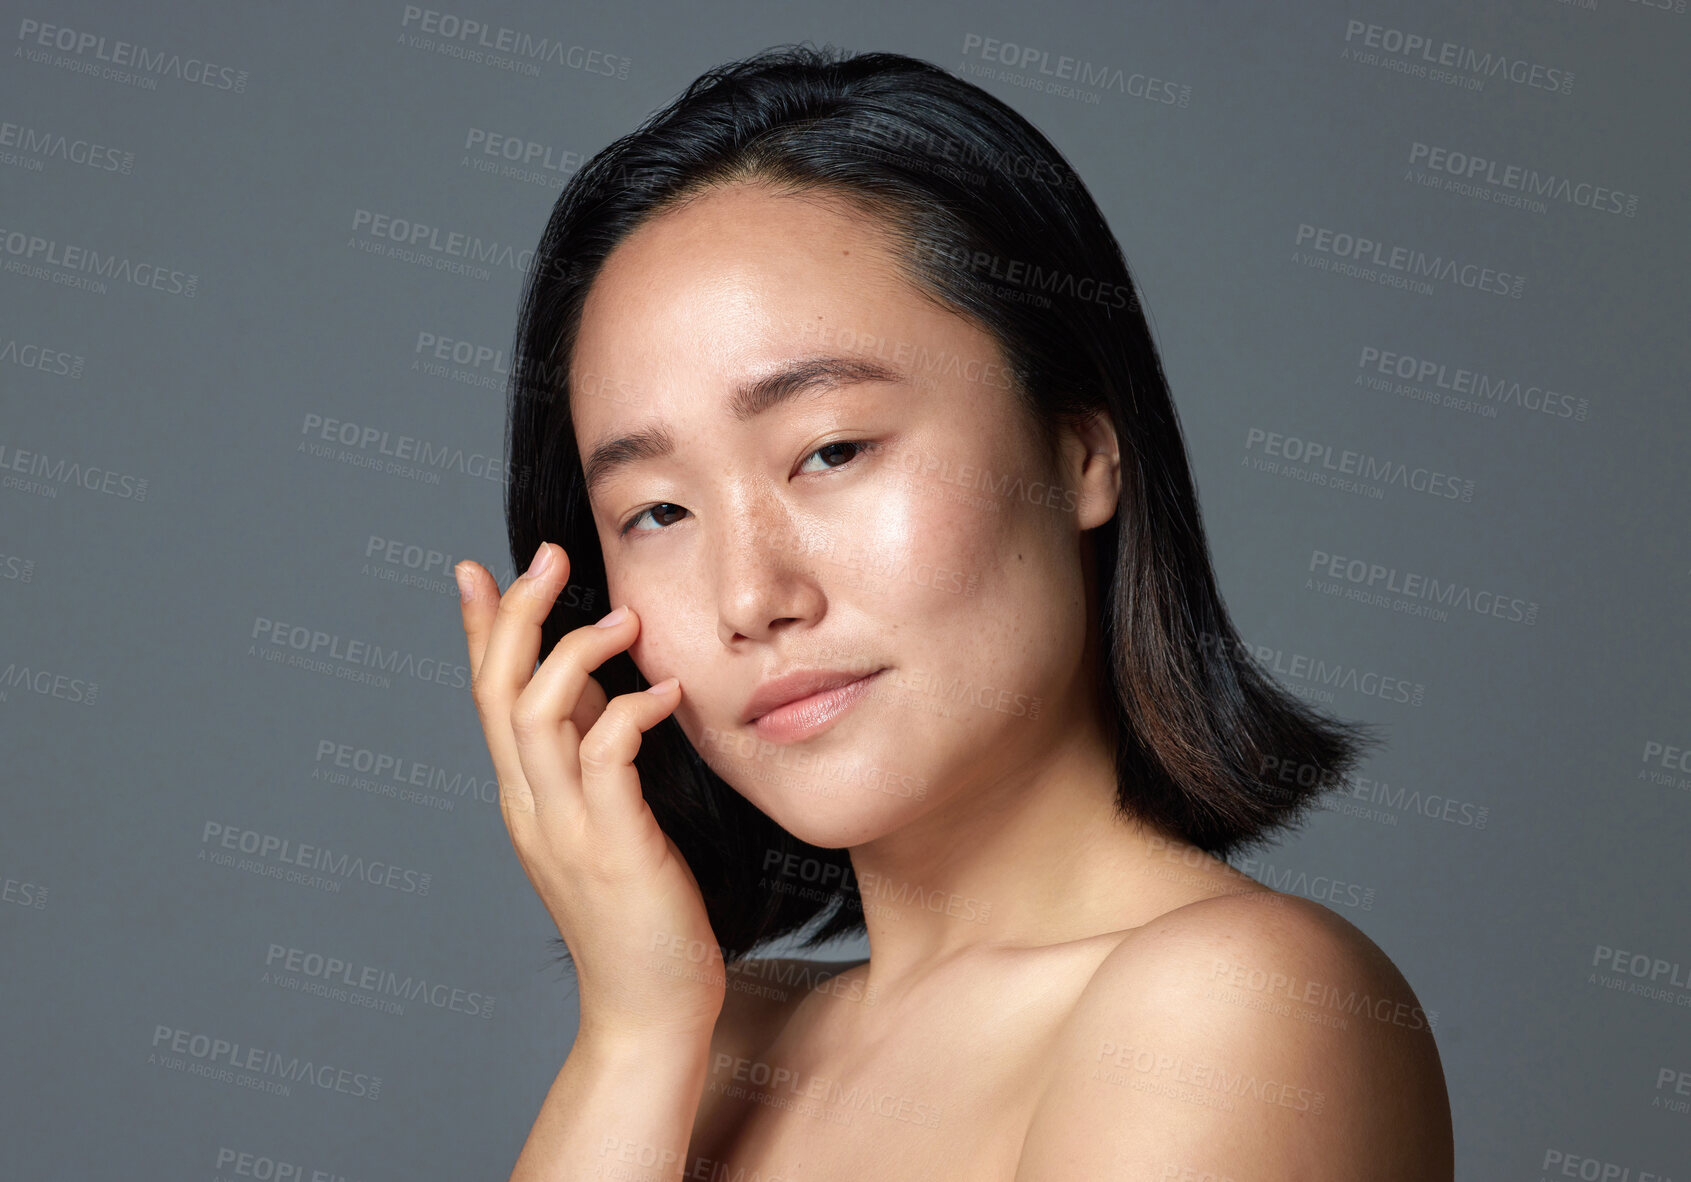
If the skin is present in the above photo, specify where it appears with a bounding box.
[457,181,1454,1180]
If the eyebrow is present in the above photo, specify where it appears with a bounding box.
[580,355,905,502]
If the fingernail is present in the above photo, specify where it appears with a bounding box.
[528,543,554,578]
[646,676,678,694]
[454,564,473,604]
[594,604,629,628]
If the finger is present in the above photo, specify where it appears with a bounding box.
[477,543,573,703]
[454,559,537,833]
[514,603,634,752]
[454,560,499,678]
[576,677,681,845]
[509,604,640,823]
[458,545,569,840]
[467,543,571,771]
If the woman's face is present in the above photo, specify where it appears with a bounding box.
[568,182,1117,849]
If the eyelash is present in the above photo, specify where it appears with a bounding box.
[617,439,882,536]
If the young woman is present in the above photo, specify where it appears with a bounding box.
[453,44,1453,1182]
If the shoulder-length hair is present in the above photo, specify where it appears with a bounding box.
[503,43,1381,966]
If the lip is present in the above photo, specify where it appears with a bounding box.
[744,668,886,743]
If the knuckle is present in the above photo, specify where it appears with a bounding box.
[576,742,616,775]
[577,721,628,772]
[495,581,534,620]
[543,633,600,685]
[578,694,646,770]
[552,625,597,663]
[509,695,548,737]
[469,670,507,712]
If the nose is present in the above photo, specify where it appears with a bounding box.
[711,491,826,646]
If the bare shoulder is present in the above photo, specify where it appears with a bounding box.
[1015,891,1452,1182]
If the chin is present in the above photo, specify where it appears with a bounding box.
[684,708,939,838]
[737,772,925,849]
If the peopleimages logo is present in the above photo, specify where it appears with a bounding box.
[1407,142,1638,218]
[1232,856,1376,910]
[1353,344,1589,422]
[461,127,586,178]
[296,411,511,488]
[313,737,500,807]
[1307,548,1539,626]
[1340,19,1574,94]
[1293,223,1524,298]
[398,6,631,79]
[0,660,98,705]
[1243,427,1474,503]
[348,208,572,280]
[1090,1040,1326,1114]
[0,336,86,378]
[1319,775,1489,830]
[0,118,135,174]
[411,329,514,394]
[250,613,472,691]
[213,1147,360,1182]
[0,441,148,502]
[263,943,495,1019]
[199,821,433,895]
[1639,739,1691,792]
[15,18,250,92]
[959,33,1192,107]
[149,1024,379,1100]
[0,225,198,297]
[1201,631,1426,708]
[1540,1151,1678,1182]
[913,240,1134,310]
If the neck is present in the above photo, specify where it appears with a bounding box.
[840,688,1217,1002]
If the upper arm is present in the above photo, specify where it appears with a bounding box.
[1013,893,1452,1182]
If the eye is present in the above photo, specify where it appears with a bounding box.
[619,502,688,536]
[796,438,878,475]
[617,439,880,537]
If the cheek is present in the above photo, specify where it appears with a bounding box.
[864,471,1027,613]
[604,560,664,642]
[867,417,1059,592]
[624,604,714,704]
[877,468,1075,699]
[855,462,992,578]
[623,612,676,681]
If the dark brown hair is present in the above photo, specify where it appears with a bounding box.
[502,42,1381,967]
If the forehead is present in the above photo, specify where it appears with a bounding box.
[567,185,923,432]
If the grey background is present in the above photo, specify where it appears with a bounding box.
[3,1,1688,1178]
